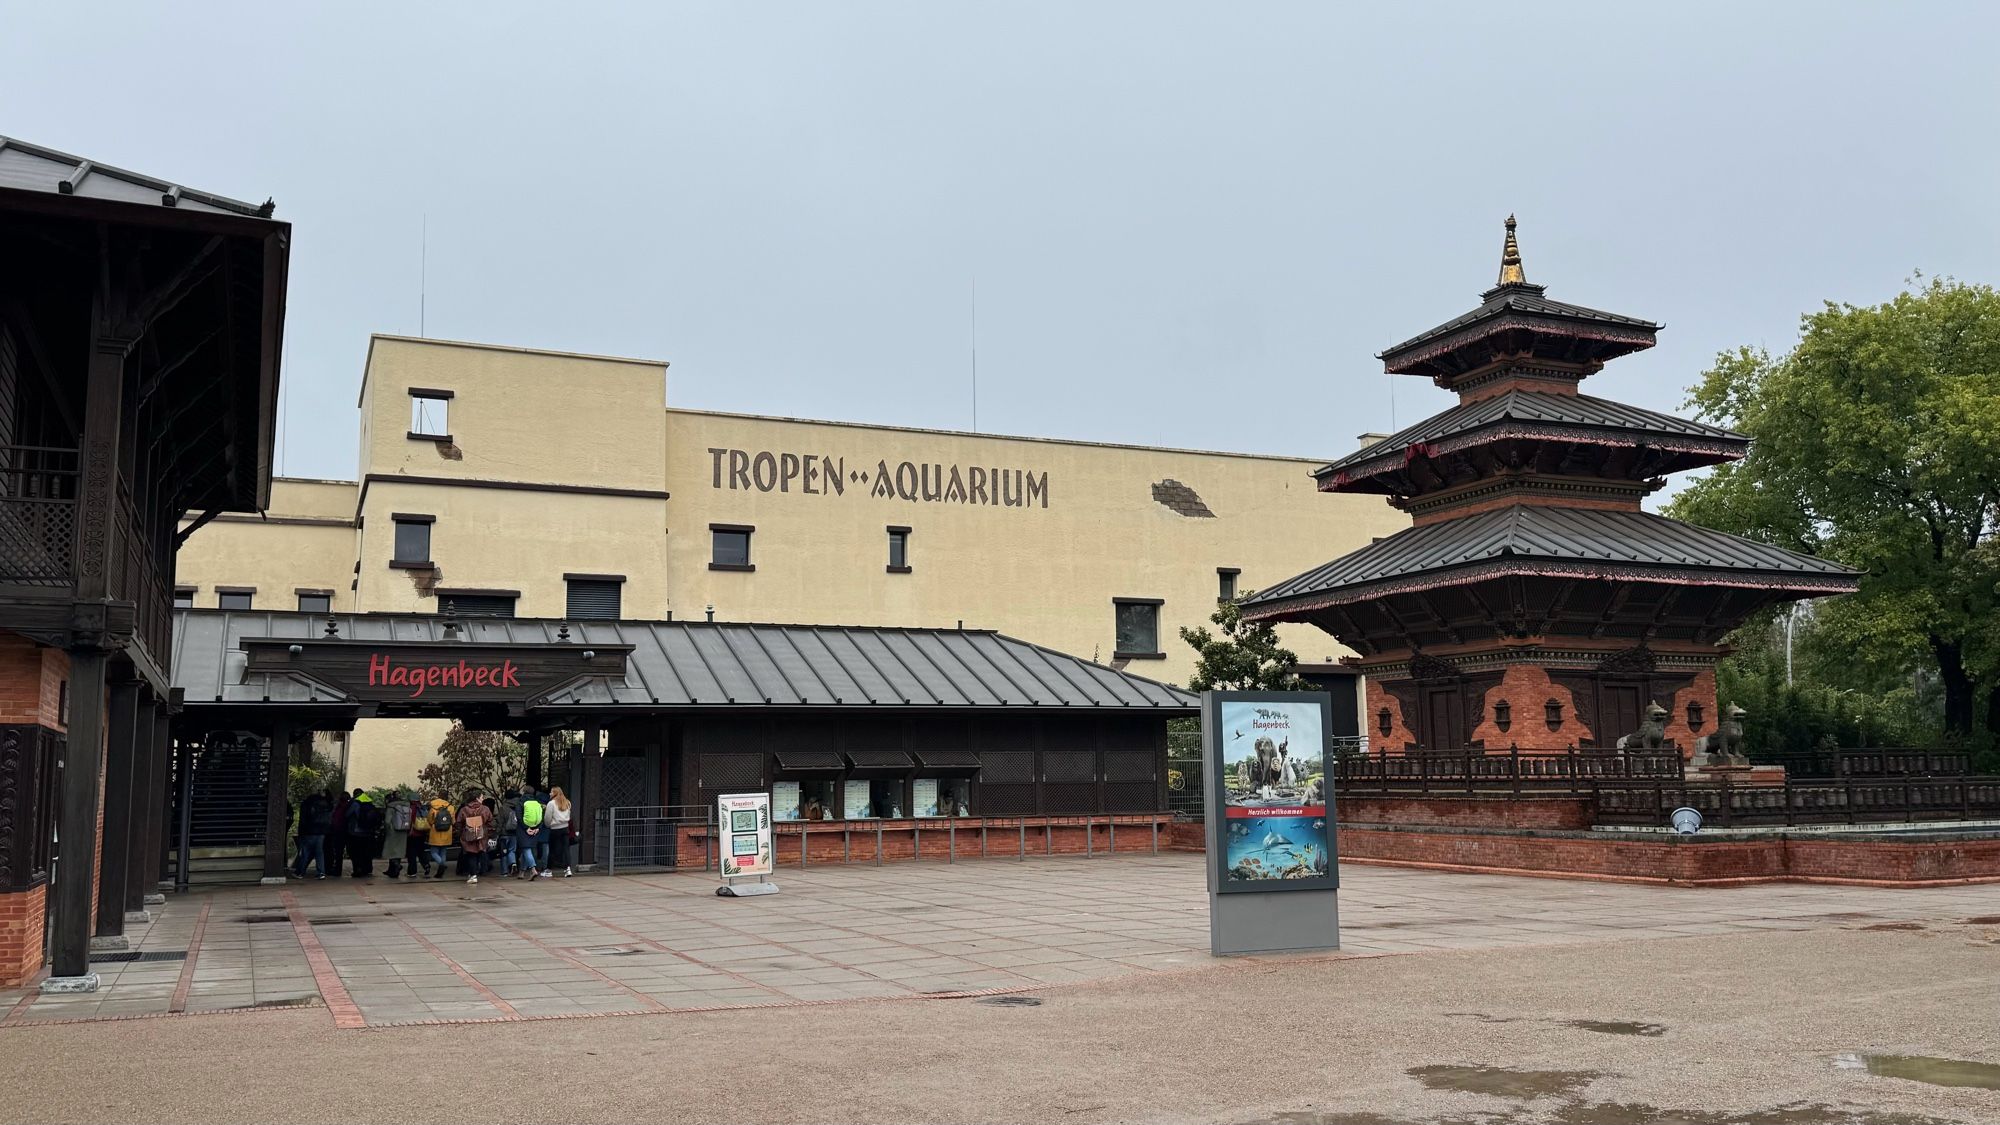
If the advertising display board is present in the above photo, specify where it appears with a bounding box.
[1203,691,1339,954]
[715,792,776,896]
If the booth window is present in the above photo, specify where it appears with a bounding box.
[409,388,452,440]
[1113,597,1164,659]
[915,777,970,817]
[887,526,910,573]
[710,524,754,571]
[173,586,195,609]
[297,591,332,613]
[774,779,839,821]
[216,588,254,611]
[1217,568,1240,601]
[391,514,434,567]
[566,575,623,620]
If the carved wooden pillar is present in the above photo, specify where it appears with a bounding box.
[93,679,141,939]
[264,722,293,880]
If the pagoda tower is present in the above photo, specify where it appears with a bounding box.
[1242,218,1859,755]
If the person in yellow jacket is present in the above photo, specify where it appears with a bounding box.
[421,794,455,880]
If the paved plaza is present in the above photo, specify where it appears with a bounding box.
[4,854,1997,1030]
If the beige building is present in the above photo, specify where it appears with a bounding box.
[176,335,1406,787]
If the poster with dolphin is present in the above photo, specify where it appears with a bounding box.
[1206,691,1337,893]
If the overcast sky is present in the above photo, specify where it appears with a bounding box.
[6,3,1997,487]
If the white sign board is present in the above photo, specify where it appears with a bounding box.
[717,792,774,879]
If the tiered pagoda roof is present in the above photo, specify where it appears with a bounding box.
[1243,217,1859,637]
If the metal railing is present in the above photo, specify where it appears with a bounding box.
[1593,774,2000,827]
[593,808,1174,873]
[1757,749,1973,779]
[1336,747,1685,793]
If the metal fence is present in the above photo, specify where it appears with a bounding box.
[1758,749,1973,779]
[594,805,707,874]
[1594,775,2000,827]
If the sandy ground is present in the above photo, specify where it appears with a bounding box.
[3,925,1996,1124]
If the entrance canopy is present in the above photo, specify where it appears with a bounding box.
[170,610,1196,729]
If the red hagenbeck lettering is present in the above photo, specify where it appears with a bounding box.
[366,653,525,699]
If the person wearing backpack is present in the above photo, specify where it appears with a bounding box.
[385,792,428,879]
[516,790,544,881]
[493,789,522,877]
[325,785,348,878]
[346,790,386,878]
[423,793,455,879]
[453,788,494,884]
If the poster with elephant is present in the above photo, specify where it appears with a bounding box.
[1207,691,1336,893]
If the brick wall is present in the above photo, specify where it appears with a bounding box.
[1337,795,1596,830]
[0,636,67,732]
[0,883,46,986]
[1661,667,1718,759]
[1364,679,1414,752]
[1468,664,1592,751]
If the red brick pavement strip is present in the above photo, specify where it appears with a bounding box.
[1,987,39,1025]
[349,884,520,1021]
[281,889,366,1029]
[0,998,324,1029]
[167,897,212,1014]
[429,888,670,1014]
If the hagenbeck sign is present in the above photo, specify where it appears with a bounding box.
[706,447,1050,508]
[242,638,630,708]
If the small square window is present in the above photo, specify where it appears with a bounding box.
[173,587,195,610]
[710,526,753,570]
[217,590,254,611]
[297,593,332,614]
[1113,598,1162,658]
[566,577,623,620]
[441,593,516,618]
[1217,568,1240,601]
[393,518,432,565]
[409,391,450,438]
[887,526,910,572]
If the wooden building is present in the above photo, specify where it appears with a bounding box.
[0,138,289,986]
[1243,218,1859,754]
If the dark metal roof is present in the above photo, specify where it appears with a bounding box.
[1242,506,1861,612]
[1319,390,1746,478]
[1378,282,1659,369]
[171,612,1196,712]
[0,136,273,217]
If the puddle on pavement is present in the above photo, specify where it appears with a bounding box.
[1856,923,1924,932]
[1564,1020,1667,1037]
[975,995,1043,1007]
[1407,1065,1603,1099]
[1962,915,2000,925]
[1835,1052,2000,1090]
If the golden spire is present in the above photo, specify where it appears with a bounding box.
[1497,213,1526,286]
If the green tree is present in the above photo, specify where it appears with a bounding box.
[1178,594,1311,693]
[1668,276,2000,744]
[417,722,525,799]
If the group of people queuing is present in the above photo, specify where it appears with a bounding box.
[292,784,576,884]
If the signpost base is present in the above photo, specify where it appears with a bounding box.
[1210,888,1340,956]
[716,879,780,898]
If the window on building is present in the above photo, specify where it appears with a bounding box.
[774,779,839,821]
[887,526,910,572]
[408,389,452,439]
[173,587,195,609]
[1113,598,1163,658]
[217,588,254,611]
[392,515,433,566]
[566,575,624,620]
[439,592,516,618]
[1217,567,1240,601]
[297,591,332,614]
[914,777,970,817]
[710,524,753,571]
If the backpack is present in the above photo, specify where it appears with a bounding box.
[498,802,520,833]
[461,810,487,845]
[388,801,414,833]
[522,800,543,828]
[349,800,383,838]
[430,804,453,834]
